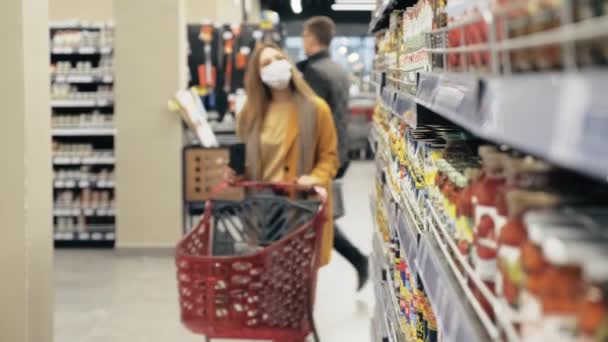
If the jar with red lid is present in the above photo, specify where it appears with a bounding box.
[456,169,479,259]
[471,146,507,316]
[445,170,462,235]
[496,190,561,316]
[519,216,607,340]
[578,256,608,342]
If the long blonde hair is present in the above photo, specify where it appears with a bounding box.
[237,43,318,138]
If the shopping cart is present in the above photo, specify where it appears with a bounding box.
[348,95,375,160]
[176,181,327,342]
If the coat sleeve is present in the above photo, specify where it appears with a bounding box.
[310,98,339,183]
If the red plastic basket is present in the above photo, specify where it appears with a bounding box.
[176,182,327,342]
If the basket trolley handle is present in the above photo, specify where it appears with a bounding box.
[203,181,328,218]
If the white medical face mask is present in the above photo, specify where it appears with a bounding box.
[260,59,292,90]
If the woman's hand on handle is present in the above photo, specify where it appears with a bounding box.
[223,166,244,185]
[296,175,320,191]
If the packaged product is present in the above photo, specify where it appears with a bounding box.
[520,212,608,340]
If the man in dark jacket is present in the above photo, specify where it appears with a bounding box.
[297,16,369,290]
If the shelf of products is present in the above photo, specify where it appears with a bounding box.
[54,231,115,242]
[370,1,608,341]
[52,128,115,137]
[51,21,115,247]
[372,0,608,181]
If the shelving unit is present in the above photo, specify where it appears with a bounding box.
[51,21,116,248]
[369,0,608,341]
[371,127,493,342]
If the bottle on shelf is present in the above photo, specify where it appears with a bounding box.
[470,145,508,319]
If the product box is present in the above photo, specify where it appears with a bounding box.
[183,144,245,202]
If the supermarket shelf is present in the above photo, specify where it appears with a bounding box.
[51,99,114,108]
[416,70,608,181]
[52,127,115,136]
[368,0,392,34]
[415,235,492,342]
[374,282,396,342]
[52,74,113,84]
[372,254,393,342]
[372,250,402,342]
[395,208,419,275]
[371,193,409,342]
[53,207,116,217]
[51,46,112,55]
[369,0,417,34]
[382,274,405,342]
[381,85,445,129]
[53,155,115,165]
[54,230,115,248]
[371,70,385,88]
[426,201,520,342]
[53,179,115,189]
[368,127,378,155]
[50,22,109,30]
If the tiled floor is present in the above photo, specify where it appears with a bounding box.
[55,161,376,342]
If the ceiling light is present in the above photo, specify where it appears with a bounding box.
[291,0,303,14]
[347,52,360,63]
[331,3,375,11]
[338,46,348,55]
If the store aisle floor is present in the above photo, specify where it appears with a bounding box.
[54,161,376,342]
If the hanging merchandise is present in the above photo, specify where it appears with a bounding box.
[199,23,218,109]
[171,88,219,148]
[186,19,285,117]
[369,1,608,341]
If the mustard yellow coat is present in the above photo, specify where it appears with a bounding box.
[240,96,339,266]
[282,97,339,266]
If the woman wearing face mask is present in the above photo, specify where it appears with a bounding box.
[231,43,339,267]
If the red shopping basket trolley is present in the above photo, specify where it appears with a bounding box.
[176,181,327,342]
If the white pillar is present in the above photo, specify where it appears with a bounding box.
[0,0,54,341]
[114,0,186,248]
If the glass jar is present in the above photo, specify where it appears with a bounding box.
[471,146,507,317]
[578,257,608,341]
[519,214,608,340]
[497,190,561,317]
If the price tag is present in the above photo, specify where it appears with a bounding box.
[54,157,70,165]
[65,180,76,188]
[52,47,71,54]
[70,157,80,164]
[54,233,62,240]
[79,232,90,240]
[92,233,103,241]
[97,208,107,216]
[78,46,95,54]
[54,180,65,188]
[64,232,75,240]
[83,208,94,216]
[102,75,113,83]
[105,233,115,240]
[79,180,90,188]
[97,99,111,107]
[68,75,93,83]
[99,46,112,54]
[55,75,67,83]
